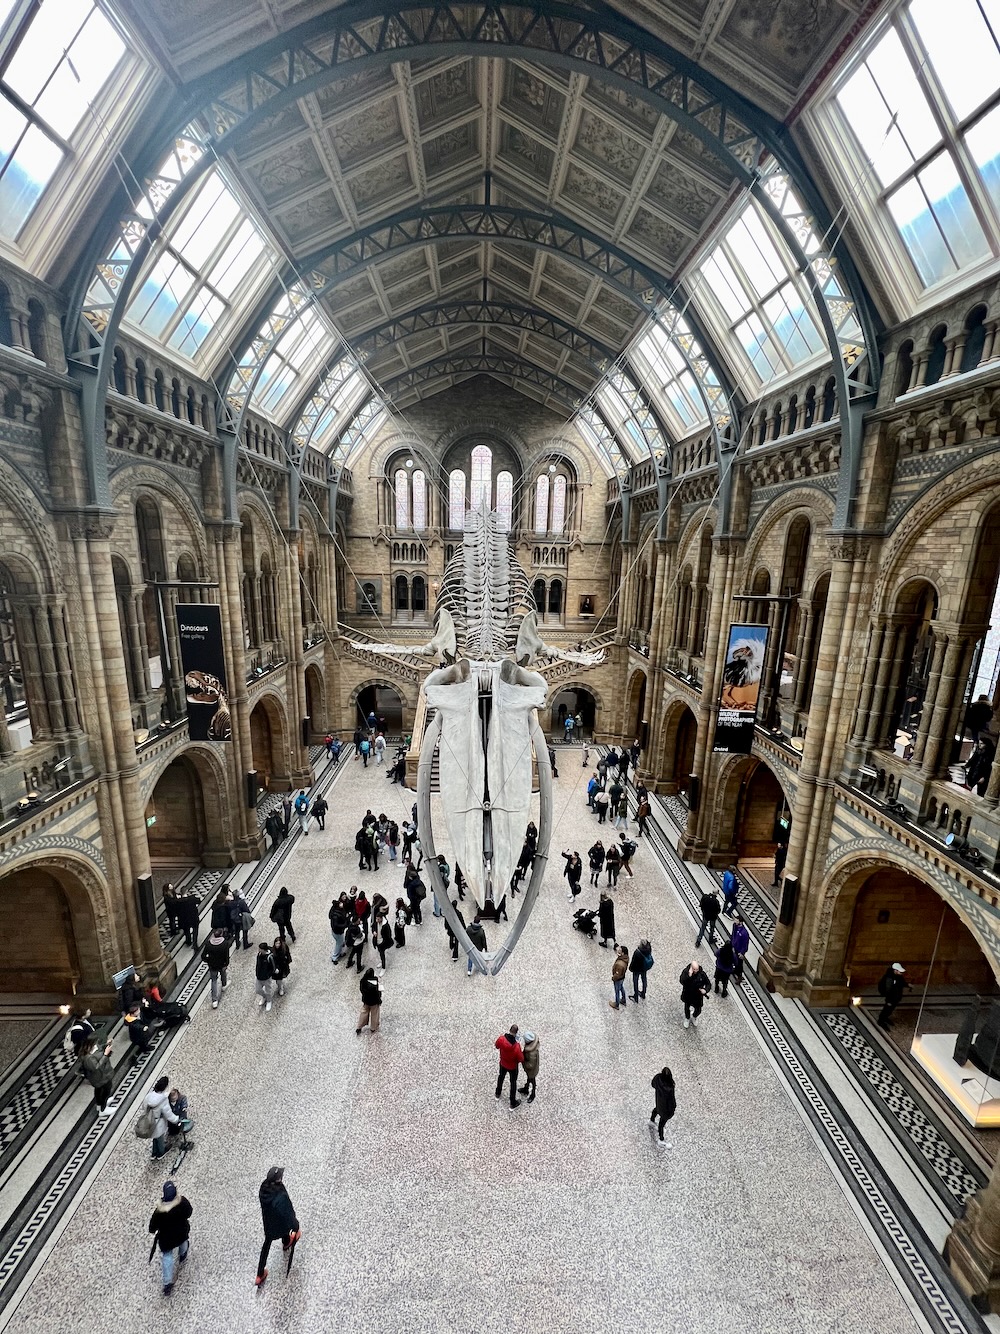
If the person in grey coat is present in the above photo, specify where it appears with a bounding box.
[81,1035,115,1114]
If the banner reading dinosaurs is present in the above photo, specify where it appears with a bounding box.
[175,603,231,742]
[713,622,769,754]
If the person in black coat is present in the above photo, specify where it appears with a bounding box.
[597,892,616,948]
[119,971,144,1014]
[357,967,383,1033]
[445,900,466,961]
[404,865,425,925]
[125,1005,154,1054]
[148,1179,193,1295]
[562,850,583,900]
[772,841,787,887]
[344,920,365,974]
[270,887,296,943]
[679,961,711,1028]
[162,883,180,936]
[176,890,200,949]
[210,889,231,934]
[877,963,911,1031]
[228,891,252,950]
[255,1166,301,1286]
[695,890,721,948]
[588,841,605,887]
[649,1067,676,1147]
[312,795,328,830]
[271,938,292,996]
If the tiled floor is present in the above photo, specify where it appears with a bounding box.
[9,750,925,1332]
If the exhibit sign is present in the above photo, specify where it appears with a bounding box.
[175,603,231,741]
[713,622,769,754]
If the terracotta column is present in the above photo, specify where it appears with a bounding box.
[910,631,949,766]
[919,632,974,779]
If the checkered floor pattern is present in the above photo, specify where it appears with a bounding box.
[0,1044,77,1158]
[820,1011,984,1210]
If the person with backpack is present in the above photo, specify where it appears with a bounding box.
[636,794,651,839]
[143,1073,179,1160]
[344,917,365,974]
[201,929,231,1008]
[227,890,253,950]
[255,943,276,1012]
[721,865,739,917]
[649,1067,676,1148]
[293,789,310,835]
[598,891,616,948]
[630,938,654,1002]
[176,888,200,949]
[148,1180,193,1296]
[356,967,383,1033]
[270,887,296,943]
[695,889,721,948]
[713,940,736,997]
[68,1009,97,1064]
[374,732,386,765]
[594,786,610,825]
[312,794,328,830]
[619,833,637,877]
[359,735,371,767]
[255,1166,301,1287]
[587,773,600,810]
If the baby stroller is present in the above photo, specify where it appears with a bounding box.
[572,907,598,937]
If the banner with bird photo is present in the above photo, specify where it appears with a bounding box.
[175,603,231,741]
[713,623,769,754]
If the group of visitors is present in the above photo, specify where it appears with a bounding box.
[493,1024,541,1107]
[354,810,400,870]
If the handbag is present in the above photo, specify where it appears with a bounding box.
[135,1105,156,1139]
[242,911,255,932]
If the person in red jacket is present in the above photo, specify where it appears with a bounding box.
[494,1025,523,1109]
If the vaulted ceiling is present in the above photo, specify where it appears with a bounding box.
[111,0,875,427]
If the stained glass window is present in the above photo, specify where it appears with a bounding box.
[470,445,492,512]
[496,471,513,531]
[394,469,408,529]
[412,470,427,530]
[534,475,550,533]
[0,0,126,239]
[551,475,567,534]
[449,469,465,529]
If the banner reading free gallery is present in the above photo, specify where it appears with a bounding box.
[713,622,769,755]
[175,603,232,741]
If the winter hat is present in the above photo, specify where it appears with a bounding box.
[892,962,905,973]
[266,1166,284,1183]
[162,1181,177,1202]
[523,1031,536,1043]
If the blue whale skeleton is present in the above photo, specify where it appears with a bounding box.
[356,508,604,973]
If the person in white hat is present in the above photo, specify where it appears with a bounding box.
[877,962,910,1031]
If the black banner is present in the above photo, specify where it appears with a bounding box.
[176,603,231,741]
[713,622,768,754]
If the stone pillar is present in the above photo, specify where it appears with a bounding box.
[942,334,965,379]
[873,623,911,749]
[217,524,264,859]
[947,1161,1000,1314]
[910,631,949,766]
[679,537,740,860]
[763,539,869,987]
[73,518,170,983]
[32,603,67,737]
[791,603,813,712]
[13,601,52,739]
[758,598,783,729]
[919,632,974,779]
[911,352,930,390]
[983,320,1000,363]
[282,533,311,785]
[847,619,885,753]
[50,605,81,733]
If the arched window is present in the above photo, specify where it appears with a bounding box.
[551,475,567,533]
[534,475,550,533]
[361,582,379,615]
[27,300,46,361]
[449,469,465,529]
[394,574,409,611]
[412,576,427,613]
[548,579,563,615]
[496,470,513,531]
[0,286,12,347]
[394,469,409,529]
[533,579,546,612]
[412,470,427,530]
[470,444,492,512]
[0,567,26,717]
[112,346,128,395]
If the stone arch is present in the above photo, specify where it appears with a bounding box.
[110,467,211,575]
[249,690,291,790]
[625,667,648,746]
[141,742,233,858]
[349,679,411,735]
[809,846,1000,998]
[144,745,232,866]
[740,486,834,585]
[304,661,326,736]
[658,694,699,794]
[546,681,601,736]
[710,752,794,861]
[0,458,60,592]
[0,850,118,997]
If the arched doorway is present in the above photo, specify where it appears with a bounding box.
[145,756,207,865]
[664,703,698,795]
[356,683,404,736]
[626,671,647,746]
[549,686,598,737]
[845,870,997,995]
[0,863,104,997]
[304,663,326,737]
[734,759,787,858]
[249,696,288,789]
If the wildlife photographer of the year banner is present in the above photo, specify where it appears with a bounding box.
[175,603,232,742]
[713,622,769,754]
